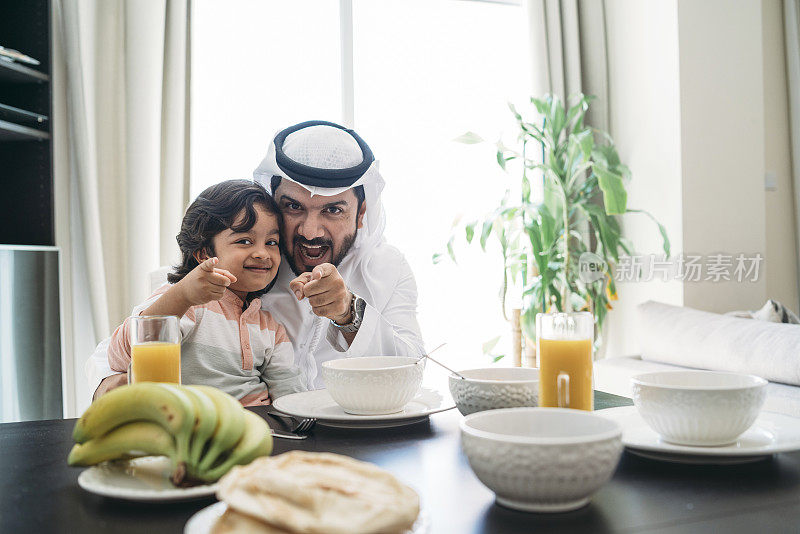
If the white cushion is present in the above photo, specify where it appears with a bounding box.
[149,266,171,292]
[637,301,800,386]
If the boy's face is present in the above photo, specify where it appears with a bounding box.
[201,204,281,299]
[273,179,366,275]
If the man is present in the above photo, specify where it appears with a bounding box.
[89,120,424,397]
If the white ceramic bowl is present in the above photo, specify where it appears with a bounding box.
[449,368,539,416]
[321,356,424,415]
[631,371,767,446]
[460,408,622,513]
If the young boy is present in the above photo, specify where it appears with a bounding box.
[108,180,306,404]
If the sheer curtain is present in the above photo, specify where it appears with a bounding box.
[785,0,800,311]
[54,0,191,412]
[525,0,609,129]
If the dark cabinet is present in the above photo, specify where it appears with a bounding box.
[0,0,53,246]
[0,1,62,422]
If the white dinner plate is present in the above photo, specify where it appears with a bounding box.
[77,456,218,502]
[598,406,800,464]
[185,501,430,534]
[272,387,455,429]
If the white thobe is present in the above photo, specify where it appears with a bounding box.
[85,242,424,396]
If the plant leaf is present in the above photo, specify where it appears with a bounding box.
[465,222,476,243]
[482,335,501,354]
[551,97,566,140]
[496,149,507,170]
[480,218,494,250]
[627,209,671,256]
[594,165,628,214]
[492,354,505,363]
[531,96,550,116]
[453,131,484,144]
[578,129,594,159]
[447,236,457,263]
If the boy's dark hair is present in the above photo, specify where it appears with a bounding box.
[168,179,281,300]
[270,175,365,211]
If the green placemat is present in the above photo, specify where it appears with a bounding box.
[594,390,633,411]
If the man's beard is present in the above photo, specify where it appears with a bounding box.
[282,229,358,275]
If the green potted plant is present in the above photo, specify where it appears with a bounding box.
[436,93,669,360]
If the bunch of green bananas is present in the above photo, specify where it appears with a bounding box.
[67,383,273,486]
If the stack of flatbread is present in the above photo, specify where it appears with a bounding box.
[212,451,420,534]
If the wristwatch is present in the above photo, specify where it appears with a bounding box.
[331,293,366,333]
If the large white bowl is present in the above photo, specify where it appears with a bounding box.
[321,356,424,415]
[460,408,622,513]
[631,371,767,446]
[449,368,539,416]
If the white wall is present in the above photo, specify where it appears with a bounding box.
[603,0,683,357]
[678,0,767,312]
[604,0,795,357]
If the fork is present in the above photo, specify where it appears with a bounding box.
[264,405,317,433]
[270,428,309,440]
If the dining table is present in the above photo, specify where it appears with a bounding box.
[2,390,800,533]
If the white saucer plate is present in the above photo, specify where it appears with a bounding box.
[185,501,430,534]
[77,456,218,502]
[598,406,800,464]
[626,449,771,465]
[272,387,455,429]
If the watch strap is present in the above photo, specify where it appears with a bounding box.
[331,293,365,333]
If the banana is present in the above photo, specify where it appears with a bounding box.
[69,383,267,487]
[67,421,176,467]
[182,385,219,467]
[197,410,272,482]
[72,383,195,457]
[150,383,197,465]
[189,385,246,472]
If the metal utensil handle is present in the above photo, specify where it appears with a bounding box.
[391,331,464,379]
[270,429,308,440]
[417,343,466,380]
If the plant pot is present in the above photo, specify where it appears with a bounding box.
[523,336,537,368]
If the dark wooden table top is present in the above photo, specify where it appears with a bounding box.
[2,391,800,533]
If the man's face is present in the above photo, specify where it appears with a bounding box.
[274,179,366,275]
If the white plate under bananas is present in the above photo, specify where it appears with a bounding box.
[78,456,218,502]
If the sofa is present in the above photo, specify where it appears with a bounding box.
[594,301,800,418]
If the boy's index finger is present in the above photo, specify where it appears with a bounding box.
[213,268,237,283]
[209,272,232,287]
[199,257,217,272]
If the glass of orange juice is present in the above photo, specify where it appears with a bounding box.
[129,315,181,384]
[537,312,594,411]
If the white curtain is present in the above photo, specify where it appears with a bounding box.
[54,0,190,338]
[785,0,800,311]
[525,0,609,129]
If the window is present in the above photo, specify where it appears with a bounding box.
[190,0,342,198]
[191,0,532,370]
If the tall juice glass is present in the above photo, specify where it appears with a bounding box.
[537,312,594,410]
[129,315,181,384]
